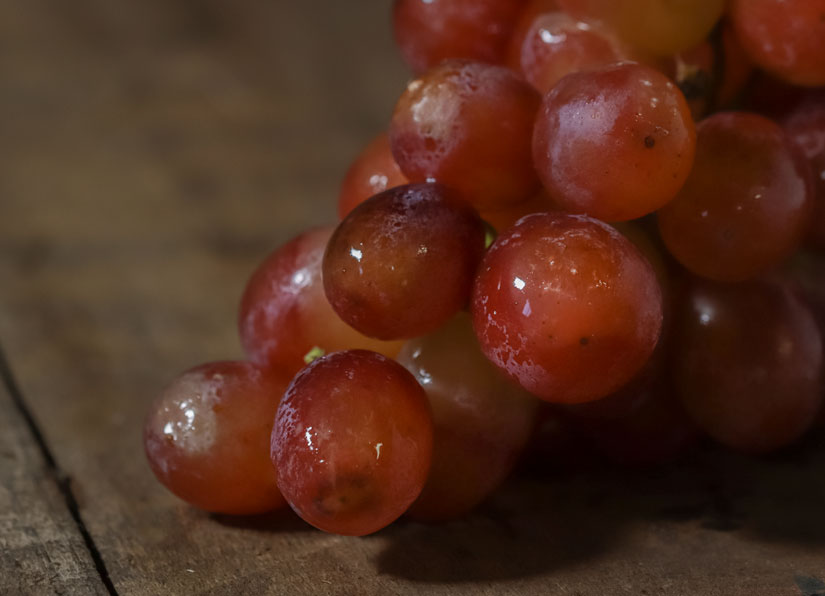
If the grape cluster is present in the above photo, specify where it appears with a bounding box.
[144,0,825,536]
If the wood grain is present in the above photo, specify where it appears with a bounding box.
[0,0,824,594]
[0,363,107,595]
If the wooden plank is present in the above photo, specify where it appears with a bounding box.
[0,360,108,595]
[0,0,824,594]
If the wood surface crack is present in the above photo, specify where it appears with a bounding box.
[0,344,119,596]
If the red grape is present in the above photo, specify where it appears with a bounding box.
[658,112,814,282]
[272,350,433,535]
[671,277,824,453]
[731,0,825,86]
[338,133,408,220]
[532,62,696,222]
[390,60,541,212]
[471,213,663,404]
[509,10,628,94]
[397,313,538,521]
[239,227,403,377]
[392,0,527,74]
[323,183,486,340]
[781,98,825,249]
[143,361,288,515]
[558,0,726,56]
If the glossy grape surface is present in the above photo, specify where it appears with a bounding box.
[672,277,824,453]
[509,11,628,94]
[392,0,527,74]
[559,0,725,56]
[397,313,538,521]
[658,112,813,282]
[533,62,696,222]
[731,0,825,86]
[323,183,486,340]
[239,227,402,377]
[782,99,825,249]
[471,213,663,404]
[390,60,540,211]
[338,133,408,220]
[272,350,433,536]
[143,361,288,515]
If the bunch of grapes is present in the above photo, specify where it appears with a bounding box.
[144,0,825,536]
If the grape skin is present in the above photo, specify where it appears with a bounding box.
[143,362,289,515]
[471,212,663,404]
[393,0,527,74]
[509,10,628,94]
[532,62,696,222]
[272,350,433,536]
[323,183,486,340]
[672,277,824,453]
[781,98,825,249]
[390,60,541,212]
[731,0,825,87]
[658,112,814,282]
[558,0,726,56]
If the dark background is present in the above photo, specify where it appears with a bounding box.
[1,1,824,594]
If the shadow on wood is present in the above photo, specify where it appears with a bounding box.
[377,432,825,584]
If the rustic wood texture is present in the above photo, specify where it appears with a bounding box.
[0,366,107,595]
[1,1,824,594]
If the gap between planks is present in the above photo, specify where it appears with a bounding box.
[0,343,119,596]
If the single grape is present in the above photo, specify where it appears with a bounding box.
[558,0,726,56]
[338,133,408,220]
[397,313,539,521]
[658,112,814,282]
[323,183,486,340]
[392,0,527,74]
[143,361,289,515]
[532,62,696,222]
[508,10,628,94]
[471,212,663,404]
[390,60,541,212]
[781,98,825,249]
[730,0,825,87]
[239,227,403,377]
[272,350,433,536]
[671,277,824,453]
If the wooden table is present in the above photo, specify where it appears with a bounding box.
[2,1,824,594]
